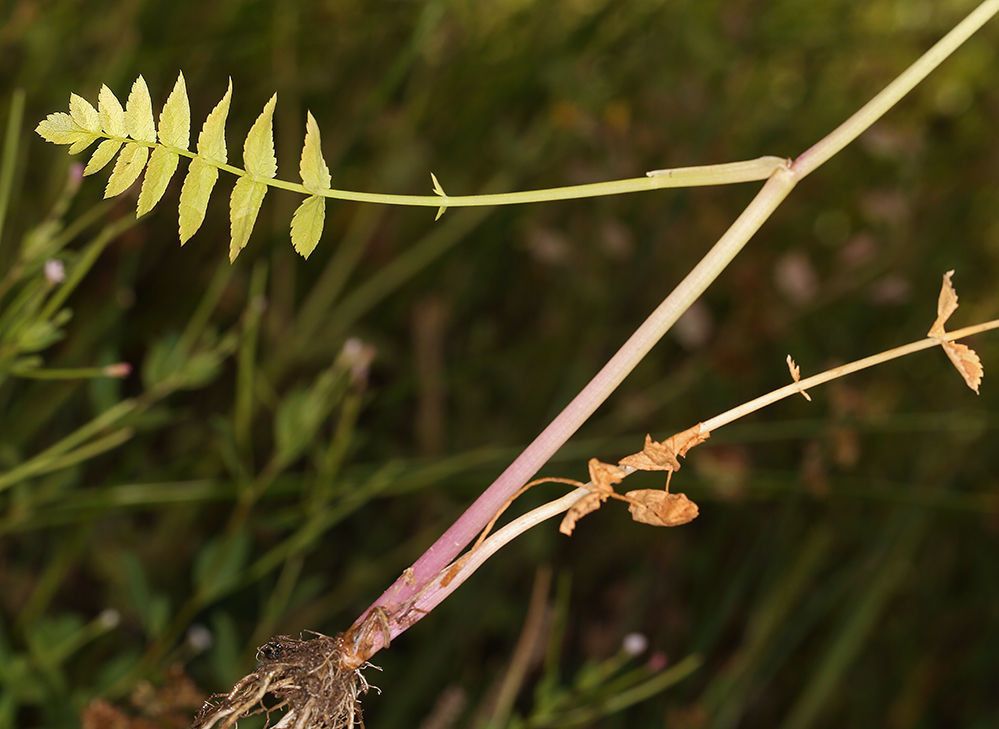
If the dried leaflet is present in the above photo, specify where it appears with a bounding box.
[624,490,699,527]
[615,424,707,529]
[927,269,959,338]
[942,342,983,394]
[559,459,626,535]
[786,355,812,401]
[618,424,710,473]
[926,270,984,393]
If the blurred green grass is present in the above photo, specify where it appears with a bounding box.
[1,0,998,727]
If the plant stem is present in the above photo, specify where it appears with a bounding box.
[793,0,999,178]
[407,319,999,624]
[353,0,999,653]
[9,364,126,380]
[0,89,26,259]
[91,140,787,208]
[359,166,796,618]
[701,318,999,432]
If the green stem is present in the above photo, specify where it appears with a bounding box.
[0,90,26,257]
[793,0,999,178]
[101,137,787,208]
[9,364,126,380]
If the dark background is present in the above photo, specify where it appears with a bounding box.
[1,0,998,727]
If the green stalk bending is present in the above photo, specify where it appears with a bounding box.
[84,135,787,206]
[36,81,785,260]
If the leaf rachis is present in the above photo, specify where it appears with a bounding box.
[38,76,792,261]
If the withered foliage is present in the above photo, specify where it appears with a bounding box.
[624,489,700,527]
[559,459,627,535]
[556,424,709,535]
[618,423,709,472]
[786,355,812,401]
[928,270,984,393]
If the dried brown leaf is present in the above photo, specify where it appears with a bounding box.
[619,434,680,472]
[588,457,626,493]
[559,492,604,536]
[559,459,626,535]
[786,354,812,401]
[942,341,983,394]
[618,425,709,473]
[928,269,958,337]
[625,489,699,527]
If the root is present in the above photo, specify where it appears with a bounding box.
[192,632,376,729]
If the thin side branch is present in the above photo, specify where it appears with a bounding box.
[412,318,999,620]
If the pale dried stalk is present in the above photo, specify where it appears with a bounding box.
[409,318,999,623]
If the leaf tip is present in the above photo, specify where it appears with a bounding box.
[786,354,811,401]
[431,172,445,197]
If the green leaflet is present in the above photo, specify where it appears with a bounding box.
[242,94,277,180]
[290,195,325,259]
[35,113,92,147]
[197,80,231,164]
[105,142,149,198]
[98,85,126,137]
[84,139,122,176]
[226,94,277,260]
[125,76,156,144]
[69,94,100,133]
[178,158,219,245]
[176,81,231,244]
[229,176,267,261]
[67,135,99,155]
[137,147,180,217]
[299,112,331,193]
[158,72,190,150]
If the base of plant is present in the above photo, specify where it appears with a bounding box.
[192,631,379,729]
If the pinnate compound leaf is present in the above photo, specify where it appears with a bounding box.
[178,158,219,244]
[229,176,267,261]
[300,112,331,192]
[290,195,325,259]
[99,85,127,137]
[559,459,626,536]
[84,139,122,176]
[625,489,699,527]
[69,93,101,133]
[104,142,149,198]
[125,76,156,143]
[137,147,179,217]
[158,72,190,149]
[928,269,959,337]
[242,94,277,179]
